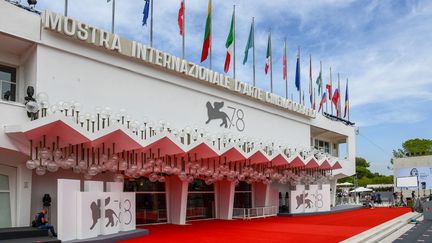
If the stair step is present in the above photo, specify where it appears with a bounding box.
[0,236,60,243]
[0,227,49,240]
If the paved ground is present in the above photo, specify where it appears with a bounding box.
[118,207,410,243]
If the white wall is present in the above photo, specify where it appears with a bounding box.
[35,43,311,147]
[30,169,115,229]
[0,149,32,227]
[0,1,41,42]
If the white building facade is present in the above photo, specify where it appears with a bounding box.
[0,1,355,238]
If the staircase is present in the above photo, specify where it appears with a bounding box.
[341,211,422,243]
[0,227,61,243]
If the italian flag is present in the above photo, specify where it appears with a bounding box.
[200,0,211,62]
[224,12,234,73]
[265,34,271,74]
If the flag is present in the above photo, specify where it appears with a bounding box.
[313,88,316,110]
[283,40,287,80]
[295,51,300,91]
[142,0,150,26]
[200,0,211,62]
[224,11,234,73]
[265,33,271,74]
[332,88,340,116]
[309,55,313,105]
[318,92,327,112]
[316,71,322,95]
[344,79,349,118]
[178,0,184,36]
[243,20,254,65]
[326,83,332,100]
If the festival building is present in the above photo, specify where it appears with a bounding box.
[0,1,355,241]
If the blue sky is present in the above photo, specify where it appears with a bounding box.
[31,0,432,175]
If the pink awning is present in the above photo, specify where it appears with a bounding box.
[305,158,319,169]
[319,160,332,170]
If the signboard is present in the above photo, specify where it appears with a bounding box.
[290,184,331,214]
[396,176,418,188]
[42,10,315,119]
[57,179,136,241]
[395,167,432,189]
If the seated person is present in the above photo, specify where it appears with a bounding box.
[35,209,57,237]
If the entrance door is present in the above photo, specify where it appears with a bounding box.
[0,164,17,228]
[124,177,167,225]
[186,179,215,220]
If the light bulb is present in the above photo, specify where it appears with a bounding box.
[35,166,46,176]
[26,160,37,170]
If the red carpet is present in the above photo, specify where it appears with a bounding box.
[119,208,410,243]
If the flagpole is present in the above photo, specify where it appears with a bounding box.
[233,5,236,80]
[270,30,273,93]
[298,47,301,104]
[320,61,323,113]
[150,0,154,47]
[325,66,328,114]
[338,73,341,118]
[347,78,350,121]
[313,87,316,110]
[320,61,322,94]
[64,0,68,16]
[252,17,256,86]
[182,0,186,59]
[309,54,312,107]
[209,0,212,70]
[330,67,333,115]
[111,0,116,33]
[284,37,288,99]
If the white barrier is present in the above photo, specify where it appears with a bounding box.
[232,206,278,219]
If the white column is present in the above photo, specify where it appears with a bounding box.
[167,176,188,225]
[254,182,270,207]
[57,179,80,241]
[216,180,235,220]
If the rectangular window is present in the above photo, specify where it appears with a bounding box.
[124,178,167,225]
[0,65,17,102]
[315,139,330,153]
[234,181,252,208]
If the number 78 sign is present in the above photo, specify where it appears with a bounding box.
[205,101,245,132]
[227,106,245,132]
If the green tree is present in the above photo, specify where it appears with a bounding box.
[390,138,432,168]
[340,157,393,187]
[402,139,432,156]
[356,157,370,167]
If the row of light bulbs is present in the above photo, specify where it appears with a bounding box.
[25,92,336,185]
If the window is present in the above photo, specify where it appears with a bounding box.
[124,178,167,225]
[0,65,17,102]
[314,139,330,153]
[234,181,252,208]
[187,179,215,220]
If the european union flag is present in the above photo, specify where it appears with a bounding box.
[295,55,300,91]
[142,0,150,26]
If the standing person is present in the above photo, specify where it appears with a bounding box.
[35,209,57,237]
[377,193,382,205]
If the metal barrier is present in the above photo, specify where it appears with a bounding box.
[232,206,278,219]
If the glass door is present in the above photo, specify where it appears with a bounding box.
[234,181,252,208]
[0,165,17,228]
[186,179,215,220]
[124,177,167,225]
